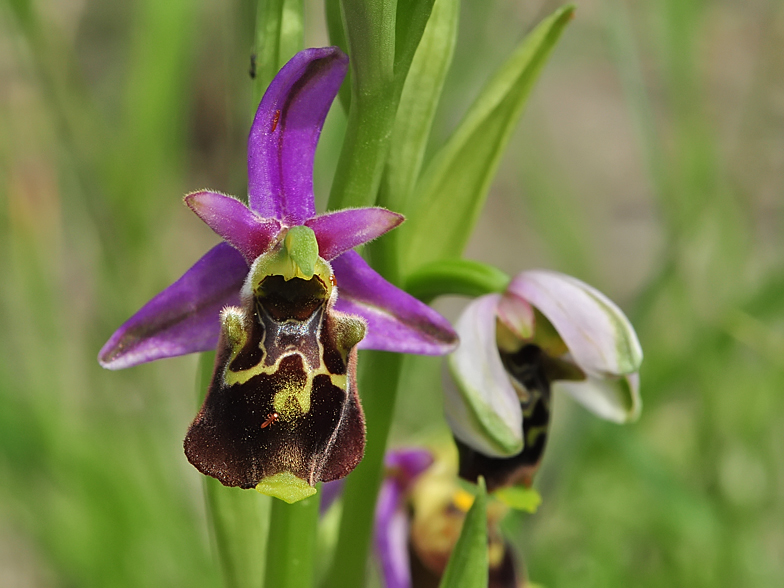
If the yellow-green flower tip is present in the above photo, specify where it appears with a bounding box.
[255,471,317,503]
[283,225,319,279]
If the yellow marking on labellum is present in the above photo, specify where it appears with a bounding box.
[255,471,317,503]
[222,350,347,423]
[273,372,312,418]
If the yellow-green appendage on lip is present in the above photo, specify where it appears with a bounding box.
[255,471,318,503]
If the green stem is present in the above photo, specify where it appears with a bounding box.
[322,350,405,588]
[327,0,397,210]
[197,353,272,588]
[263,494,321,588]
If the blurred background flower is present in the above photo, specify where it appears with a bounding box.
[1,0,783,587]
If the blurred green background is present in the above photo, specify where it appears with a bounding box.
[1,0,783,586]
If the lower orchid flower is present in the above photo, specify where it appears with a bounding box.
[375,448,521,588]
[98,47,457,502]
[445,270,642,491]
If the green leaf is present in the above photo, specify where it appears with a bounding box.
[439,477,489,588]
[404,258,510,303]
[324,0,351,111]
[197,353,273,588]
[326,0,398,211]
[399,5,575,275]
[394,0,437,84]
[494,485,542,513]
[380,0,459,216]
[252,0,304,105]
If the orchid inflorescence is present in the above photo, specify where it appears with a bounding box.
[99,5,643,587]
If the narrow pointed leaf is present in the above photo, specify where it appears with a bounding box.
[327,0,397,211]
[438,478,488,588]
[399,6,575,273]
[394,0,436,84]
[324,0,351,112]
[98,243,247,369]
[248,47,348,224]
[381,0,459,216]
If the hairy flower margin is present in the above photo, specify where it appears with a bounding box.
[98,47,457,499]
[445,270,643,491]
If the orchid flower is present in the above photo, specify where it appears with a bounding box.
[445,270,642,491]
[98,47,457,502]
[375,448,519,588]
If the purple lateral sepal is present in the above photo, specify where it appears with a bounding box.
[306,208,404,261]
[332,252,458,355]
[185,191,281,262]
[98,243,247,369]
[375,448,433,588]
[247,47,348,224]
[375,481,412,588]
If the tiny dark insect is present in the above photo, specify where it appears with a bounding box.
[271,110,281,133]
[249,53,257,79]
[260,412,279,429]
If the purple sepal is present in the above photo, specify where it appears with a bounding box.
[375,448,433,588]
[185,191,281,262]
[375,480,413,588]
[307,208,404,261]
[385,448,434,479]
[98,243,247,369]
[247,47,348,224]
[332,252,458,355]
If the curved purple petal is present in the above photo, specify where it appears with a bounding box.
[98,243,248,369]
[247,47,348,225]
[185,191,282,262]
[331,252,458,355]
[375,479,412,588]
[307,208,404,261]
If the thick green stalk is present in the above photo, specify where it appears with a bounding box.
[263,494,321,588]
[327,0,397,210]
[322,350,405,588]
